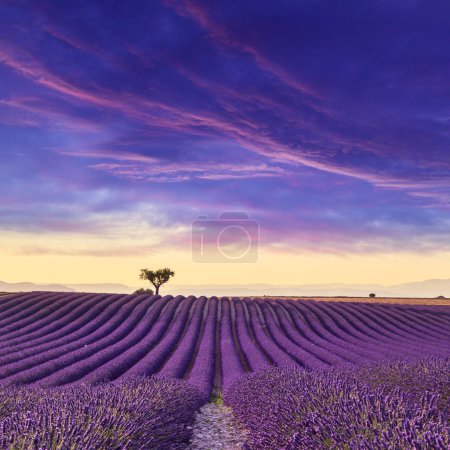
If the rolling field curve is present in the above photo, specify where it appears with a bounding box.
[0,292,449,400]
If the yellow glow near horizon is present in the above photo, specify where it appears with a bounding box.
[1,242,449,287]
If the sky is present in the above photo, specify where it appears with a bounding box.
[0,0,449,288]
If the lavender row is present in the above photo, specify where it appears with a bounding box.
[0,292,38,314]
[243,300,296,367]
[308,300,420,355]
[0,295,148,381]
[0,293,96,343]
[256,300,327,370]
[326,300,446,351]
[219,298,247,391]
[283,301,370,363]
[76,297,189,384]
[294,300,417,360]
[268,301,348,365]
[187,297,218,400]
[0,293,113,354]
[118,296,196,378]
[369,302,450,335]
[339,301,449,355]
[0,295,163,385]
[225,357,450,449]
[38,295,175,386]
[0,292,56,321]
[65,296,182,385]
[0,377,204,449]
[0,294,137,366]
[0,293,448,396]
[376,302,450,341]
[233,299,271,372]
[0,292,68,331]
[157,296,207,379]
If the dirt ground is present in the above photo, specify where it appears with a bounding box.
[257,296,450,306]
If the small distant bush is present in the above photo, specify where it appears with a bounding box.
[134,288,154,295]
[436,295,446,299]
[369,293,376,298]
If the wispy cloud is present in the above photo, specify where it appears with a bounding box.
[0,0,449,257]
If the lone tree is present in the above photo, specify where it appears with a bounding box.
[139,268,175,295]
[369,293,376,298]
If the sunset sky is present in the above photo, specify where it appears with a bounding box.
[0,1,449,287]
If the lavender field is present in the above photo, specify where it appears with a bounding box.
[0,292,449,448]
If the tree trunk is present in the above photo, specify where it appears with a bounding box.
[155,285,159,295]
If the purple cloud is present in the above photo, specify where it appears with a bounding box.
[0,0,449,256]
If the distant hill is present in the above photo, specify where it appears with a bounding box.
[0,279,448,298]
[0,280,133,294]
[390,279,450,298]
[65,283,134,294]
[0,280,76,293]
[168,281,450,298]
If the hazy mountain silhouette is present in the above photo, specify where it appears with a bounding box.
[1,279,449,298]
[0,281,76,293]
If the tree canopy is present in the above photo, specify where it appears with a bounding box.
[139,268,175,295]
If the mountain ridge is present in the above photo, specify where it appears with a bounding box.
[1,279,449,298]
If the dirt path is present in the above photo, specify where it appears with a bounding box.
[256,296,450,306]
[189,402,248,450]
